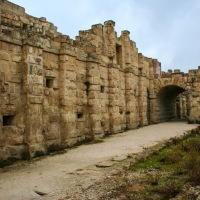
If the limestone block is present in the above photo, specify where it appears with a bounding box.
[0,60,10,73]
[92,126,102,135]
[49,62,58,70]
[59,98,66,106]
[89,85,100,91]
[109,94,119,101]
[90,114,101,122]
[60,114,76,123]
[76,74,86,83]
[60,123,76,139]
[45,123,60,140]
[0,147,9,160]
[109,106,119,113]
[2,126,24,145]
[60,55,68,62]
[46,70,56,78]
[87,68,100,77]
[51,41,60,49]
[29,96,43,104]
[88,91,99,99]
[77,97,87,106]
[109,88,118,94]
[9,62,18,74]
[100,68,107,79]
[100,79,109,86]
[88,99,101,109]
[37,86,43,95]
[12,55,21,62]
[19,16,29,25]
[29,143,46,157]
[87,76,100,84]
[27,63,43,77]
[0,41,6,50]
[100,93,107,100]
[66,71,76,81]
[1,105,16,115]
[28,55,43,65]
[0,72,5,82]
[76,63,86,73]
[9,85,15,94]
[65,64,76,71]
[110,99,119,106]
[6,145,26,159]
[76,83,85,93]
[27,75,43,86]
[108,68,119,79]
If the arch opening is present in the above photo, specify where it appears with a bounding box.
[157,85,186,122]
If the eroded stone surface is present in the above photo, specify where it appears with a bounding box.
[0,0,200,161]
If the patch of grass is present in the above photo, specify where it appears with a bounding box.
[129,147,174,171]
[183,150,200,184]
[152,179,183,199]
[127,131,200,199]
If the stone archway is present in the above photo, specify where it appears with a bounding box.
[156,85,186,122]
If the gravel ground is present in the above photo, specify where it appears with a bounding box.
[0,121,198,200]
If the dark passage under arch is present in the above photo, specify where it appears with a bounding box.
[157,85,185,122]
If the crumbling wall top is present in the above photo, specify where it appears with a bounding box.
[0,0,25,15]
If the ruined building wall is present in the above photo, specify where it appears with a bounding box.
[0,0,200,162]
[153,68,200,123]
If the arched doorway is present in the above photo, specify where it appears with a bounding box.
[156,85,185,122]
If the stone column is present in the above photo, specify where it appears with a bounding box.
[187,69,200,123]
[108,63,121,133]
[59,47,77,147]
[86,57,102,138]
[104,20,116,60]
[138,54,148,126]
[147,58,156,124]
[22,45,45,157]
[103,20,121,133]
[121,31,139,129]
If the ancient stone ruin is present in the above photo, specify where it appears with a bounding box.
[0,0,200,162]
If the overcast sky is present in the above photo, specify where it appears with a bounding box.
[9,0,200,72]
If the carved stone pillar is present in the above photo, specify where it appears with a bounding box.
[108,63,121,133]
[104,20,116,60]
[86,56,102,138]
[121,31,139,129]
[138,54,148,126]
[22,45,45,156]
[59,47,77,147]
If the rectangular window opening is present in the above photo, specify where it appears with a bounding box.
[77,113,83,119]
[46,78,53,88]
[3,115,14,126]
[116,45,122,66]
[100,85,105,93]
[139,68,142,75]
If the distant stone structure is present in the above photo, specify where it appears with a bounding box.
[0,0,200,161]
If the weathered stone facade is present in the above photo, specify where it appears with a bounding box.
[0,0,200,161]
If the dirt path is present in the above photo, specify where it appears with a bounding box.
[0,121,198,200]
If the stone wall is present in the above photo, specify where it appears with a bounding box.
[0,0,200,162]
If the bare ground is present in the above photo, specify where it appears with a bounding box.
[0,121,198,200]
